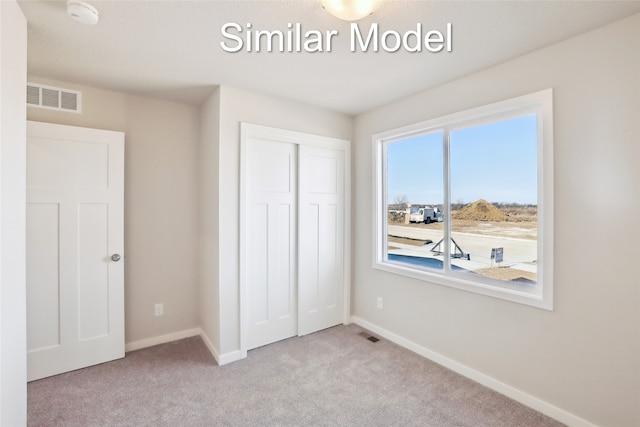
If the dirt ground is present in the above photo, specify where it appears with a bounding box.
[388,236,431,246]
[405,219,537,240]
[473,266,537,283]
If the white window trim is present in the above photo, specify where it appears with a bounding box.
[373,89,554,310]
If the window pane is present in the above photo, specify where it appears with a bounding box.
[449,115,538,284]
[386,131,444,271]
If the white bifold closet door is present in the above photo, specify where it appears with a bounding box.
[242,124,349,351]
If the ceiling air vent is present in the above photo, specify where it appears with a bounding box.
[26,83,82,113]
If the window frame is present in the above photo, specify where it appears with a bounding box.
[373,89,554,310]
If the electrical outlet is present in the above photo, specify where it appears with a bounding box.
[154,303,164,316]
[376,297,383,309]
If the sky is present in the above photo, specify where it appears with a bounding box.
[387,114,538,206]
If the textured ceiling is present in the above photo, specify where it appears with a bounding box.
[18,0,640,115]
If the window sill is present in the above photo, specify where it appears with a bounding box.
[374,259,552,310]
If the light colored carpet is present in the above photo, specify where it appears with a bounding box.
[28,324,564,426]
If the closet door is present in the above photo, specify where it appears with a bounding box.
[298,145,345,335]
[241,123,349,352]
[245,138,298,350]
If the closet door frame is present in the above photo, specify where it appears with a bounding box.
[239,123,351,354]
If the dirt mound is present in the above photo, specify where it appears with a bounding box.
[452,199,511,222]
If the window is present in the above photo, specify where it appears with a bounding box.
[374,89,553,309]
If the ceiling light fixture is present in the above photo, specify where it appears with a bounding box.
[322,0,382,21]
[67,0,99,25]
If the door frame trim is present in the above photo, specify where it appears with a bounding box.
[239,123,351,355]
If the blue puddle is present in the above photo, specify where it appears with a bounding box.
[388,254,464,270]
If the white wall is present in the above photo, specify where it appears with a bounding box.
[199,87,221,356]
[27,78,201,347]
[0,1,27,424]
[122,95,200,344]
[201,85,353,358]
[352,14,639,427]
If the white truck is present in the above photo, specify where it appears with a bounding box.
[409,206,442,224]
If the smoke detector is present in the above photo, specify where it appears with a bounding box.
[67,0,99,25]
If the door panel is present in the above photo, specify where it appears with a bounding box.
[26,203,60,351]
[246,139,297,350]
[26,121,124,381]
[298,145,345,336]
[77,203,110,340]
[27,137,109,189]
[250,203,270,325]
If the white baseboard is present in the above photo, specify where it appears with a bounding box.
[198,330,220,363]
[350,316,597,427]
[125,328,202,352]
[198,330,247,366]
[218,349,246,365]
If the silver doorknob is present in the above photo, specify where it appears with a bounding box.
[111,254,121,262]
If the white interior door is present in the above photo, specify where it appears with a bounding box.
[298,145,345,335]
[242,124,349,352]
[26,121,125,381]
[245,138,298,350]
